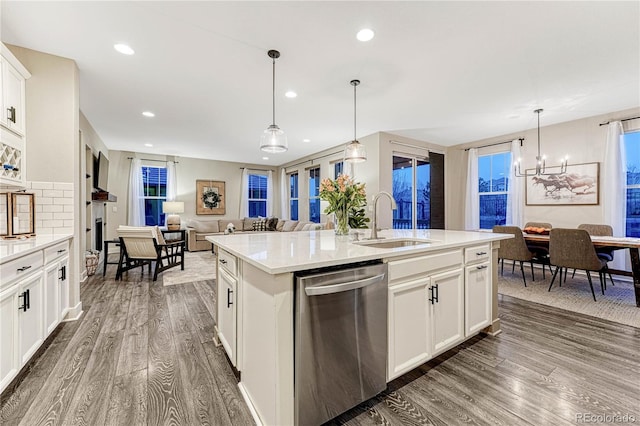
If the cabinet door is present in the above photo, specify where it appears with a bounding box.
[217,267,237,366]
[0,285,19,392]
[465,262,491,336]
[388,278,430,381]
[44,262,60,335]
[58,256,70,318]
[430,268,464,355]
[18,271,44,365]
[2,60,26,136]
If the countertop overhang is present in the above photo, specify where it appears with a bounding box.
[207,229,513,275]
[0,234,74,264]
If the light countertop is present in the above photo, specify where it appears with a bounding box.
[207,229,512,274]
[0,234,73,264]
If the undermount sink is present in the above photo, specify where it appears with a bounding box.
[354,238,435,249]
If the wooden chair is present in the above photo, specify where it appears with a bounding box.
[116,226,185,281]
[493,225,536,286]
[548,228,607,301]
[575,224,615,288]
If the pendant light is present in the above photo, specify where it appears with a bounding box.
[260,50,288,153]
[514,109,568,177]
[344,79,367,163]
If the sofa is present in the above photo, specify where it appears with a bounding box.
[186,217,330,251]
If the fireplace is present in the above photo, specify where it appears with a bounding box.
[95,218,103,251]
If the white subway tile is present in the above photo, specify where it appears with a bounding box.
[53,198,73,205]
[35,220,43,229]
[63,190,75,198]
[30,189,43,197]
[38,212,53,220]
[23,182,32,189]
[53,212,73,220]
[38,227,53,234]
[63,220,74,227]
[35,205,43,213]
[43,205,63,213]
[42,190,64,198]
[43,220,63,228]
[63,205,74,212]
[38,198,53,206]
[31,182,53,190]
[53,182,73,191]
[54,227,74,234]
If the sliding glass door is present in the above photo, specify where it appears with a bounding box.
[392,155,430,229]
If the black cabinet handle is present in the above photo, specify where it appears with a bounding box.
[476,251,487,256]
[220,259,227,264]
[227,288,233,308]
[59,265,67,281]
[17,265,32,272]
[18,291,27,312]
[429,284,439,304]
[57,249,66,254]
[25,289,30,310]
[476,265,488,270]
[7,106,16,123]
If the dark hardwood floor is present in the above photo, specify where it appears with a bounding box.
[1,261,639,425]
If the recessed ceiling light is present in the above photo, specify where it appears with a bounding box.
[262,156,269,160]
[285,91,297,98]
[142,111,155,117]
[356,29,375,42]
[144,143,153,147]
[303,139,310,143]
[114,43,135,55]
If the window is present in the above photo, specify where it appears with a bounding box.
[392,155,430,229]
[334,161,344,179]
[625,131,640,237]
[309,167,321,223]
[142,166,167,226]
[478,152,511,229]
[248,173,268,217]
[289,172,299,220]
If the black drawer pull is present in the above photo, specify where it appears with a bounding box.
[227,288,233,308]
[476,265,488,270]
[220,259,227,264]
[18,291,27,312]
[7,106,16,123]
[57,249,66,253]
[428,284,439,304]
[17,265,32,272]
[25,289,30,310]
[476,251,487,256]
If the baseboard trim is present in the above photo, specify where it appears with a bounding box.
[63,302,83,321]
[238,382,264,426]
[80,270,88,282]
[486,318,502,336]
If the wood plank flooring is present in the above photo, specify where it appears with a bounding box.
[1,263,639,425]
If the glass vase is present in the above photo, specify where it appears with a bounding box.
[334,204,350,236]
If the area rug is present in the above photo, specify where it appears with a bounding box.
[163,251,217,286]
[498,267,640,328]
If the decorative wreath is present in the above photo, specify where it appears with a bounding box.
[202,188,221,209]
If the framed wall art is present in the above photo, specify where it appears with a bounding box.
[196,180,226,215]
[525,162,599,206]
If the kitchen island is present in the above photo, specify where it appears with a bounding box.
[207,229,512,426]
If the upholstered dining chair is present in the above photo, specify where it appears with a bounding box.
[523,221,553,276]
[116,225,185,281]
[492,225,537,286]
[575,224,616,288]
[548,228,607,302]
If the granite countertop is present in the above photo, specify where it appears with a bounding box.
[207,229,512,274]
[0,234,73,264]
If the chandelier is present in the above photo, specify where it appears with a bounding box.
[514,109,568,177]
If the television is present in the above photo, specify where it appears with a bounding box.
[94,152,109,191]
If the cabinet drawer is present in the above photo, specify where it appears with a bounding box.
[218,249,237,277]
[44,241,69,263]
[388,249,462,283]
[0,251,43,289]
[464,244,490,265]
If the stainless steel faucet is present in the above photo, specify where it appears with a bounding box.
[367,191,397,240]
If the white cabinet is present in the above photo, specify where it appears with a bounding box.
[217,249,239,367]
[430,268,464,355]
[464,244,492,336]
[44,241,70,332]
[18,271,44,365]
[1,43,30,188]
[59,256,70,318]
[44,262,61,335]
[0,284,19,391]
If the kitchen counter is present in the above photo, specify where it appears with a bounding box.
[0,234,73,264]
[206,228,511,274]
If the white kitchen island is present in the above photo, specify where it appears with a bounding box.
[207,229,512,426]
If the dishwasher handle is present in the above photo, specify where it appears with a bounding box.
[304,273,385,296]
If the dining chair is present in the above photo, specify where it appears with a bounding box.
[524,221,553,275]
[575,224,615,288]
[492,225,536,286]
[548,228,607,301]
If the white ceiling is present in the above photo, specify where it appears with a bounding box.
[2,1,639,166]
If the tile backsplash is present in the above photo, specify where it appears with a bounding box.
[27,181,74,235]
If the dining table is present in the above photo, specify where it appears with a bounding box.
[523,233,640,307]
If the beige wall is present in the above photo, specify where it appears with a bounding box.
[447,107,640,231]
[105,150,278,240]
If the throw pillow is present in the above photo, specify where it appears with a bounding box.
[243,217,257,231]
[282,220,299,232]
[293,221,308,231]
[252,218,267,232]
[266,217,279,231]
[276,219,286,232]
[153,226,166,245]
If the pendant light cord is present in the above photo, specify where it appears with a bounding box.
[353,82,357,141]
[272,57,276,126]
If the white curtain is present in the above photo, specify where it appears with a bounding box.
[464,148,479,230]
[506,140,524,227]
[166,161,177,201]
[266,170,274,217]
[603,121,626,270]
[280,168,289,220]
[128,158,145,226]
[239,168,249,217]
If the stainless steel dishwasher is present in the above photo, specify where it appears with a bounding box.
[294,261,388,426]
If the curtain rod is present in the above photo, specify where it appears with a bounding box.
[464,138,524,152]
[599,115,640,126]
[285,150,343,170]
[239,167,273,172]
[127,157,179,163]
[389,140,429,151]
